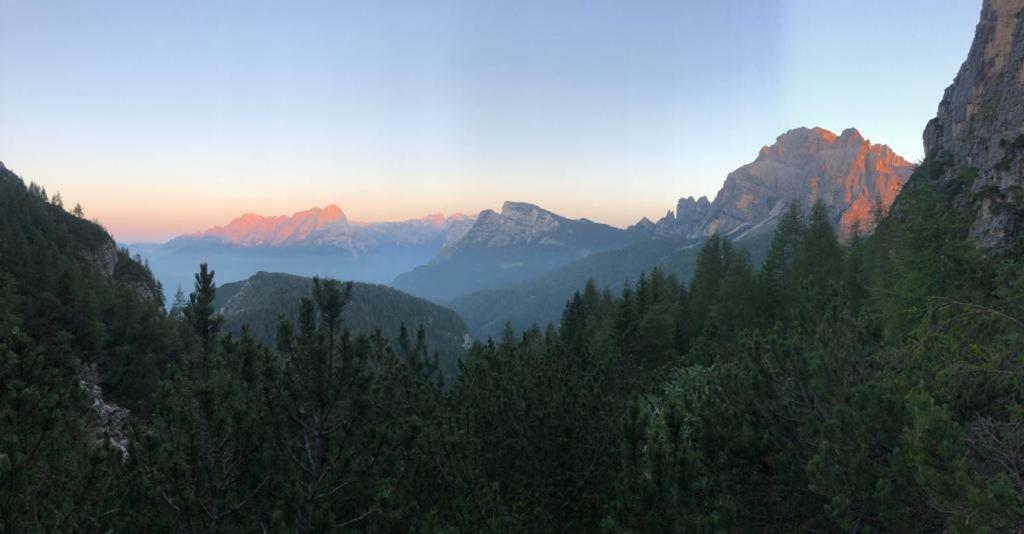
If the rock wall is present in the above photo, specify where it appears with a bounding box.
[924,0,1024,249]
[654,127,914,239]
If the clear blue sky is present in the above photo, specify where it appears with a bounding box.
[0,0,980,241]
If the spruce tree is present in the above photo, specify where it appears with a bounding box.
[275,278,379,531]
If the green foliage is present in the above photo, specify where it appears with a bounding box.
[5,157,1024,530]
[213,271,469,377]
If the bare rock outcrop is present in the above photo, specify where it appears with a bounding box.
[79,363,130,458]
[652,127,914,239]
[79,240,118,277]
[655,196,711,237]
[923,0,1024,249]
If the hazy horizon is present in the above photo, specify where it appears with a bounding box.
[1,0,980,242]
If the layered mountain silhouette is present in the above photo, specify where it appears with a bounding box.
[136,127,914,322]
[444,127,914,339]
[133,207,475,302]
[167,205,474,250]
[390,201,646,301]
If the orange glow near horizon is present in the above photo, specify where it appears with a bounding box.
[29,167,681,243]
[4,155,697,243]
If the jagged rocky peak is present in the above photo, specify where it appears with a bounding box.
[656,126,913,239]
[648,195,711,237]
[923,0,1024,250]
[203,204,349,245]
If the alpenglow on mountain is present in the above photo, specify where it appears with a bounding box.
[450,126,914,339]
[170,205,475,249]
[649,127,915,239]
[132,206,476,303]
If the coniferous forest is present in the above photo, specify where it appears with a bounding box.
[4,1,1024,532]
[3,145,1024,532]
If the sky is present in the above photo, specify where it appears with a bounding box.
[0,0,980,242]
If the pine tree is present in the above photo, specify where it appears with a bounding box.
[688,234,728,338]
[182,263,223,358]
[559,291,588,356]
[168,285,187,320]
[139,267,273,532]
[759,202,804,319]
[275,278,379,531]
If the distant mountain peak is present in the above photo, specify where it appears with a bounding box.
[320,204,346,222]
[500,201,560,219]
[169,204,477,251]
[628,216,656,234]
[838,127,864,143]
[419,213,447,227]
[661,126,913,239]
[394,201,643,300]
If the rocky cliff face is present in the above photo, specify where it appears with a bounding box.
[79,240,118,277]
[80,363,129,458]
[654,196,711,237]
[923,0,1024,250]
[652,127,914,239]
[435,201,638,260]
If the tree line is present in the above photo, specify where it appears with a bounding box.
[2,154,1023,531]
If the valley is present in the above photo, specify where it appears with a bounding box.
[2,1,1020,531]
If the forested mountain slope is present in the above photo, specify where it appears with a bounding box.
[448,124,906,340]
[449,227,775,339]
[3,1,1024,530]
[0,161,172,406]
[211,271,469,376]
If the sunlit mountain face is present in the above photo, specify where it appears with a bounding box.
[178,205,475,248]
[4,1,1014,531]
[649,127,914,240]
[131,205,476,302]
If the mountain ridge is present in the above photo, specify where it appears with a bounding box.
[391,200,646,301]
[450,126,912,338]
[651,126,914,239]
[212,271,470,377]
[169,205,475,249]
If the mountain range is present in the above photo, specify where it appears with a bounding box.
[134,126,914,341]
[169,205,475,249]
[390,201,647,301]
[444,127,914,338]
[132,207,475,302]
